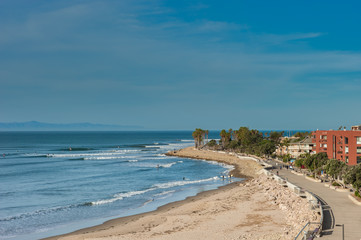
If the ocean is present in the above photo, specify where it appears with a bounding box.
[0,131,237,240]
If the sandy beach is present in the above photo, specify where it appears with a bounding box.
[47,147,319,240]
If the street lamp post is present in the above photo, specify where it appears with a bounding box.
[336,224,344,240]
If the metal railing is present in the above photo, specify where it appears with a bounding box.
[294,193,323,240]
[294,221,321,240]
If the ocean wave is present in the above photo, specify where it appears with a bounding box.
[22,154,48,158]
[153,190,176,197]
[152,177,219,189]
[46,150,139,158]
[0,202,88,223]
[138,156,168,160]
[82,156,128,160]
[91,177,218,206]
[55,147,95,151]
[91,188,157,205]
[132,161,181,168]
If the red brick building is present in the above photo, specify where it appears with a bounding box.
[312,125,361,165]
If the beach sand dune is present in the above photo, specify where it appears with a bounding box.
[48,147,319,240]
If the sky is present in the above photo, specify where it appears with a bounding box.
[1,0,361,130]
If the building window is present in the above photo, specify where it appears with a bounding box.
[345,137,349,144]
[357,137,361,144]
[321,135,327,140]
[345,146,349,154]
[346,156,349,164]
[358,147,361,154]
[358,156,361,164]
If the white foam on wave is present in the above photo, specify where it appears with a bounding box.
[92,188,156,205]
[153,177,219,189]
[132,161,179,168]
[153,190,176,197]
[160,162,177,168]
[91,176,219,206]
[83,156,127,160]
[139,156,168,160]
[48,150,139,158]
[145,145,160,148]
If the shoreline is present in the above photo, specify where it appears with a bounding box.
[44,181,242,240]
[45,147,252,240]
[165,147,263,179]
[45,147,319,240]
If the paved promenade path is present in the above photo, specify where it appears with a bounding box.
[271,164,361,240]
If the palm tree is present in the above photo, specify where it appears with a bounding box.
[192,128,206,149]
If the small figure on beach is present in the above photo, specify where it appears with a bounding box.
[69,147,72,151]
[276,171,279,176]
[222,175,225,181]
[183,177,185,180]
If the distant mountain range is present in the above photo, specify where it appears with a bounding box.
[0,121,143,131]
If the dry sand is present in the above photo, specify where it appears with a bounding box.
[47,147,319,240]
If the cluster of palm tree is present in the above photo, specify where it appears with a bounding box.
[191,128,208,149]
[193,127,284,157]
[295,153,361,196]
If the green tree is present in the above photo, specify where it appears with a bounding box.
[294,131,310,139]
[220,129,233,149]
[295,158,304,168]
[324,159,346,182]
[269,131,284,145]
[192,128,206,149]
[259,139,276,157]
[344,164,361,195]
[233,127,251,148]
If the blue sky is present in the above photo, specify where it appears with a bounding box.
[1,0,361,130]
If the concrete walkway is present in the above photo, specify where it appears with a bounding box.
[270,164,361,239]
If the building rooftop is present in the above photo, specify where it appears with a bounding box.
[351,125,361,131]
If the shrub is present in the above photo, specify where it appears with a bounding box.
[332,181,341,187]
[355,191,360,198]
[207,139,217,147]
[225,140,239,149]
